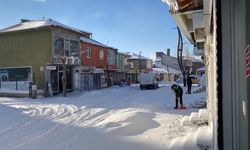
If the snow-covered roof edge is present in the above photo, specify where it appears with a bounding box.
[80,37,108,48]
[0,19,92,36]
[125,52,150,60]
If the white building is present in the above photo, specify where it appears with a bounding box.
[162,0,217,149]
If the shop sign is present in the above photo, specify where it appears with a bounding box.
[107,64,117,70]
[40,66,45,71]
[46,66,57,70]
[93,68,104,73]
[246,46,250,79]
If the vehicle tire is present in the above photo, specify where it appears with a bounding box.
[140,85,144,90]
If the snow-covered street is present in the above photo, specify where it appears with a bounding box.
[0,83,206,150]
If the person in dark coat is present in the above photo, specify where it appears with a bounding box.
[171,84,184,109]
[186,74,195,94]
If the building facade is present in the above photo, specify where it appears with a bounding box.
[0,19,91,94]
[163,0,217,149]
[125,53,153,83]
[113,52,129,85]
[106,47,118,86]
[80,37,109,90]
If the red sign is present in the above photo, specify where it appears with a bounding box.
[107,64,117,70]
[246,46,250,79]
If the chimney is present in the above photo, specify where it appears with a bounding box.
[167,49,170,56]
[20,19,30,23]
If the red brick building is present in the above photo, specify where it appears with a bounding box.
[80,37,108,68]
[79,37,109,90]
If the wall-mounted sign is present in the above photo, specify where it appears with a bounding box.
[40,66,45,71]
[107,64,117,70]
[245,46,250,79]
[93,68,104,74]
[46,66,57,70]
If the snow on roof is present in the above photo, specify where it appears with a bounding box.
[108,46,118,50]
[155,62,180,71]
[118,52,130,56]
[153,63,182,74]
[126,52,149,60]
[80,37,108,48]
[0,19,92,35]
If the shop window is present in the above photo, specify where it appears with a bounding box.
[65,39,70,56]
[70,40,79,56]
[0,67,32,81]
[86,47,91,58]
[54,36,64,56]
[99,49,104,60]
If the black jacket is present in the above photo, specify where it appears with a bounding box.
[187,76,195,86]
[171,84,183,97]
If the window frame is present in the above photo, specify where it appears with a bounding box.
[99,49,104,60]
[86,47,91,58]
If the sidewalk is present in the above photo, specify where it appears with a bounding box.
[0,88,44,98]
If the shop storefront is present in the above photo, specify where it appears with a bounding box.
[78,66,106,91]
[45,65,74,94]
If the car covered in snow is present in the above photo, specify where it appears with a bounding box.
[138,72,159,90]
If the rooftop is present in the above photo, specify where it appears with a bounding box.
[0,19,92,36]
[80,37,108,48]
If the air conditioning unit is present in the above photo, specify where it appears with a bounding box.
[67,57,74,65]
[74,58,80,65]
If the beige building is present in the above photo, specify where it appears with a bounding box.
[0,19,91,94]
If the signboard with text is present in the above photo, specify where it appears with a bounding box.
[46,66,57,70]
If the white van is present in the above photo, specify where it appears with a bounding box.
[138,72,159,90]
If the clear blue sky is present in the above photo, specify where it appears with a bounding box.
[0,0,188,59]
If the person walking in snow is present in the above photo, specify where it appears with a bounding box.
[186,73,195,94]
[171,84,184,109]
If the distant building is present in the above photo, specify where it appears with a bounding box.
[113,52,129,85]
[106,47,118,86]
[125,52,153,83]
[156,50,204,75]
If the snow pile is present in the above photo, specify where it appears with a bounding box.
[195,126,213,149]
[181,109,208,127]
[189,95,207,109]
[169,109,212,150]
[193,74,207,93]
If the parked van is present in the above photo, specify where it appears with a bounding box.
[138,72,159,90]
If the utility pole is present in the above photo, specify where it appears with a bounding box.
[139,51,142,73]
